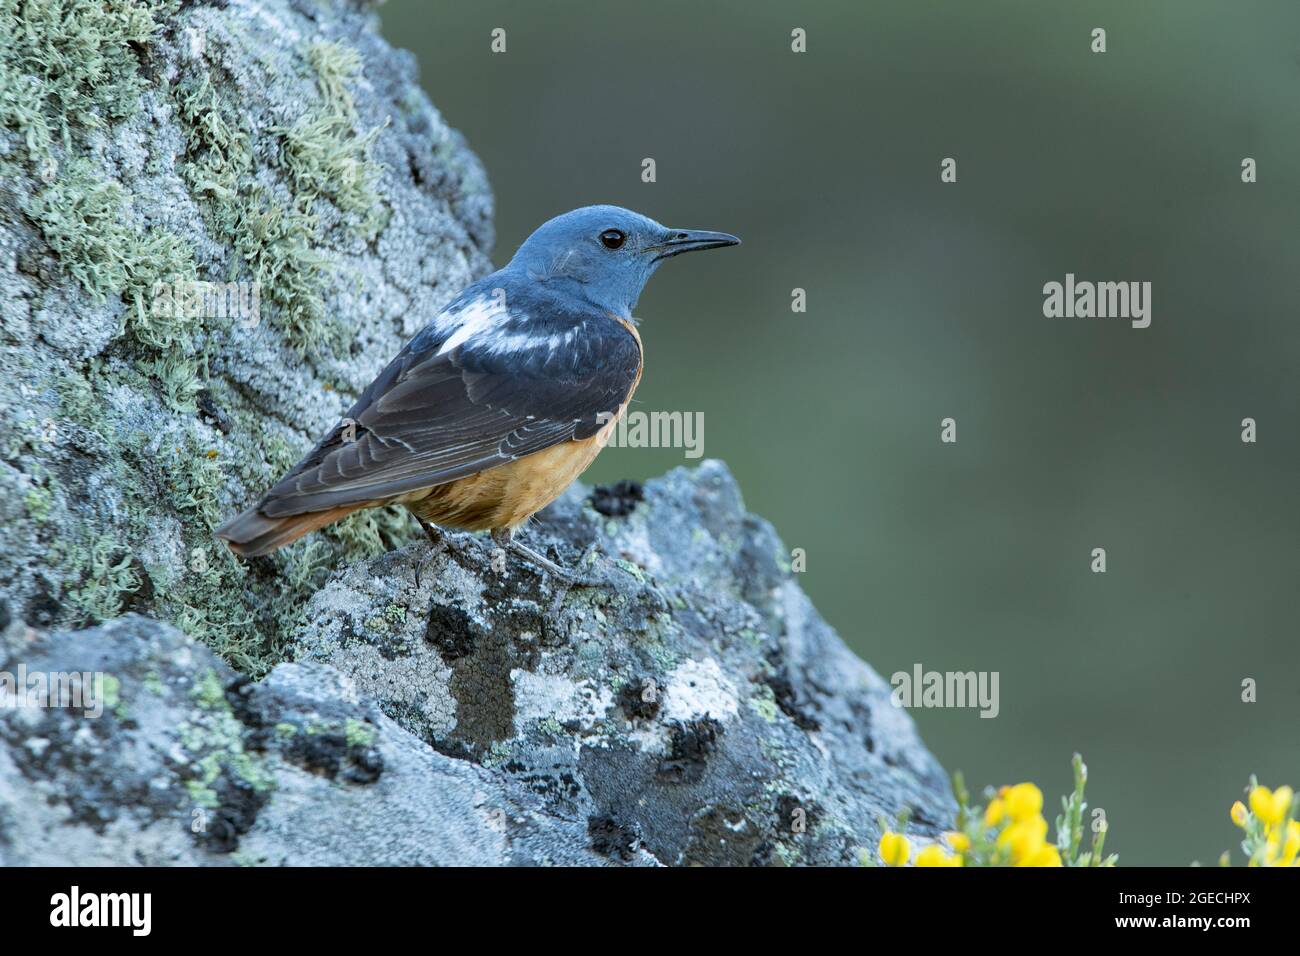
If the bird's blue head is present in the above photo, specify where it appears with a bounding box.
[505,204,740,316]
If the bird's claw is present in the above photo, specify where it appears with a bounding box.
[488,530,603,614]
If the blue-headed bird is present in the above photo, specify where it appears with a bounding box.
[216,205,739,577]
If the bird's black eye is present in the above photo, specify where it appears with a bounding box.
[599,229,626,250]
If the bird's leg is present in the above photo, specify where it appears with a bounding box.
[491,527,569,579]
[490,528,600,587]
[418,518,444,549]
[414,518,447,587]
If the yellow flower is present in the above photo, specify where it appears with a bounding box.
[943,831,971,853]
[1004,783,1044,821]
[998,815,1048,862]
[984,798,1005,827]
[1230,801,1248,827]
[1017,843,1063,867]
[915,843,962,867]
[1249,786,1294,828]
[1280,821,1300,867]
[879,831,910,867]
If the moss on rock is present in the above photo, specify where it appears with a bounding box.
[1,0,494,675]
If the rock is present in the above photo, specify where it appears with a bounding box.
[0,465,954,866]
[0,614,619,866]
[291,461,954,865]
[0,0,493,673]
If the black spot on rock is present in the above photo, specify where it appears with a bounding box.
[223,675,271,750]
[281,729,385,784]
[223,675,261,725]
[196,389,233,434]
[24,591,60,629]
[119,557,155,613]
[681,803,764,866]
[198,776,267,854]
[285,732,350,777]
[657,718,721,784]
[445,631,517,752]
[507,763,583,807]
[763,654,820,731]
[424,602,478,660]
[343,746,385,785]
[617,679,661,720]
[588,814,639,861]
[590,480,644,517]
[0,598,9,633]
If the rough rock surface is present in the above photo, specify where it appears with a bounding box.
[294,461,954,865]
[1,464,953,866]
[0,0,492,671]
[0,614,610,865]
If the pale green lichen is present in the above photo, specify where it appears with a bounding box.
[749,683,779,724]
[63,535,141,625]
[190,668,226,709]
[100,673,121,711]
[1,1,199,353]
[143,353,206,413]
[363,603,407,635]
[616,558,647,583]
[482,740,514,770]
[180,669,276,797]
[184,779,220,809]
[100,674,129,720]
[281,41,388,237]
[6,3,403,679]
[173,36,388,358]
[23,484,52,523]
[173,68,340,355]
[324,505,412,561]
[0,0,173,154]
[533,715,565,741]
[344,717,375,748]
[23,158,200,351]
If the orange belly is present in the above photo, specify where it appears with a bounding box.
[409,313,641,533]
[404,414,621,531]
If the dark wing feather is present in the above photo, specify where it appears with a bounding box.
[257,311,640,517]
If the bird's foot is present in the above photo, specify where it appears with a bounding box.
[418,519,445,549]
[415,519,450,587]
[490,529,603,613]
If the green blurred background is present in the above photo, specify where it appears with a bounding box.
[381,0,1299,865]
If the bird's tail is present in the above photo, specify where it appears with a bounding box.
[214,502,363,558]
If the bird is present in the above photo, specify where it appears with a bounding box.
[215,204,740,578]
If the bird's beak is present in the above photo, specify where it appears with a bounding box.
[650,228,741,262]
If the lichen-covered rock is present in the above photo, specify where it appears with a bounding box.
[0,614,618,866]
[291,461,954,866]
[0,0,493,672]
[0,465,953,866]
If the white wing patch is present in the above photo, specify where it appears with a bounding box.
[435,294,505,355]
[434,292,577,357]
